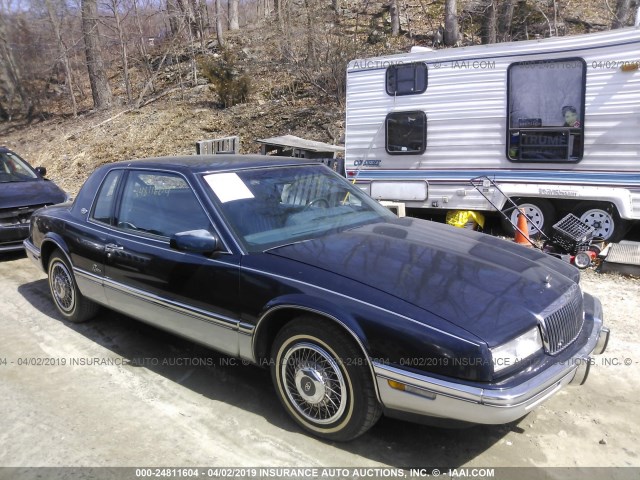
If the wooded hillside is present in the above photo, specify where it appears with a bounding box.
[0,1,637,192]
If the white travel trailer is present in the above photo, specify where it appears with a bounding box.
[345,25,640,241]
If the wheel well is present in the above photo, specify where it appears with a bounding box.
[253,308,369,366]
[40,241,60,270]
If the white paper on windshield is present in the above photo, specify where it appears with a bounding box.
[204,173,254,203]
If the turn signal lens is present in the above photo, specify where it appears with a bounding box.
[387,380,436,399]
[387,380,406,391]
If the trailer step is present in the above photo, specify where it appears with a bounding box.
[601,241,640,276]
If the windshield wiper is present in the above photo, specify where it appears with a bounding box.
[263,237,315,252]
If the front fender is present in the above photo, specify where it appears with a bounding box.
[252,293,370,362]
[251,290,491,383]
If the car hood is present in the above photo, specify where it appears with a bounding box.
[0,179,66,209]
[267,217,580,346]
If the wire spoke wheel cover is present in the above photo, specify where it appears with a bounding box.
[50,260,75,313]
[271,317,382,440]
[47,251,99,323]
[281,342,347,425]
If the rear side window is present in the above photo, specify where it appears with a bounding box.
[507,58,586,162]
[115,171,211,238]
[91,170,123,224]
[386,62,428,96]
[386,111,427,154]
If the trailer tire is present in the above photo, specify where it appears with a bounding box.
[501,199,556,238]
[575,202,628,242]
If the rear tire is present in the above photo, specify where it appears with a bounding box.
[501,198,556,238]
[48,250,99,323]
[271,316,381,441]
[575,202,628,242]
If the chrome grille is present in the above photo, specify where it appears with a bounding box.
[539,285,584,355]
[0,205,46,226]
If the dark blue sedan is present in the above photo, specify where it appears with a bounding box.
[24,155,609,440]
[0,146,68,252]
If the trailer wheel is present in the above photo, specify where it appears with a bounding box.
[501,199,555,237]
[575,202,628,242]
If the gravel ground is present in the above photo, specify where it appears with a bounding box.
[0,252,638,473]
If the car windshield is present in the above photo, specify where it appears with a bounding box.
[0,151,38,182]
[202,164,395,252]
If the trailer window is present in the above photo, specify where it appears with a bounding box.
[386,111,427,154]
[507,58,586,162]
[386,63,428,96]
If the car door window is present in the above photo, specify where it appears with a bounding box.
[116,171,212,238]
[91,170,123,224]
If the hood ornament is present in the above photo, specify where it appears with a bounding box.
[544,275,552,288]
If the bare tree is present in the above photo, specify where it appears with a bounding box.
[176,0,197,38]
[444,0,459,46]
[132,0,151,80]
[189,0,205,38]
[166,0,183,37]
[481,0,497,44]
[229,0,240,30]
[44,0,78,116]
[303,0,317,65]
[103,0,133,104]
[275,0,282,31]
[389,0,400,36]
[498,0,515,41]
[198,0,210,38]
[612,0,633,28]
[81,0,113,110]
[215,0,225,47]
[0,11,33,117]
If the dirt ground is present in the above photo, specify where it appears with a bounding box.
[0,250,639,473]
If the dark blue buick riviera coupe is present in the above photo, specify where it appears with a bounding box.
[25,155,609,441]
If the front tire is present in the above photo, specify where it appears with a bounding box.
[271,317,381,441]
[48,250,99,323]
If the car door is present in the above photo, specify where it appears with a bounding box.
[67,169,125,306]
[102,169,243,356]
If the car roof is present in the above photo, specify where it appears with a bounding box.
[109,154,323,173]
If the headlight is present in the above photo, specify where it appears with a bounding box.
[491,327,543,373]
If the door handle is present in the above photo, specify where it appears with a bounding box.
[105,243,124,251]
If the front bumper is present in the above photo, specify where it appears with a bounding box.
[0,224,30,252]
[374,297,609,425]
